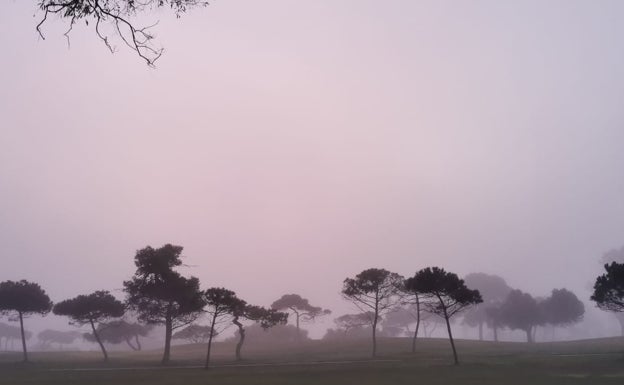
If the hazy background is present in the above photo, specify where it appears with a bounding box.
[1,0,624,342]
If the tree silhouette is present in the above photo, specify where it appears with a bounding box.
[498,289,542,343]
[38,329,81,350]
[53,291,125,361]
[123,244,206,364]
[342,268,404,357]
[542,288,584,329]
[36,0,209,66]
[0,280,52,362]
[172,324,214,344]
[271,294,330,341]
[406,267,482,365]
[231,302,287,361]
[203,287,241,369]
[0,322,32,351]
[592,262,624,313]
[462,273,512,341]
[84,320,152,350]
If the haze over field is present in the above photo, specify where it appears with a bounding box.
[1,0,624,340]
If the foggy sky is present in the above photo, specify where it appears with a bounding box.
[1,1,624,338]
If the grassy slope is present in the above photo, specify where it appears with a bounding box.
[1,337,623,384]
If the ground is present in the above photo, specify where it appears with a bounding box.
[1,337,623,384]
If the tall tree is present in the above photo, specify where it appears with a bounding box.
[406,267,482,365]
[271,294,330,341]
[36,0,210,65]
[53,291,125,361]
[203,288,241,369]
[123,244,206,364]
[231,303,288,361]
[498,289,543,343]
[341,268,404,357]
[0,280,52,362]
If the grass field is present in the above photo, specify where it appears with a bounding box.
[1,337,623,384]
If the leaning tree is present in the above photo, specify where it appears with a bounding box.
[203,288,241,369]
[406,267,482,365]
[35,0,210,66]
[231,302,287,361]
[0,280,52,362]
[124,244,206,364]
[341,268,404,357]
[271,294,330,341]
[53,290,125,361]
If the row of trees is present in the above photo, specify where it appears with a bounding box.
[2,243,624,367]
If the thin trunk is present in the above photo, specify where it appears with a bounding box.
[294,310,301,342]
[493,325,498,342]
[204,312,218,369]
[162,316,172,364]
[442,307,459,365]
[125,337,139,351]
[233,315,245,361]
[135,334,142,351]
[478,322,483,341]
[525,328,533,343]
[18,312,28,362]
[412,296,421,353]
[371,291,380,358]
[90,319,108,361]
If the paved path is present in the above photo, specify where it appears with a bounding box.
[47,359,402,372]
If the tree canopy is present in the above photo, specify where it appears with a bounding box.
[271,294,330,340]
[591,262,624,313]
[53,290,125,361]
[406,267,482,365]
[123,244,206,364]
[342,268,404,357]
[0,280,53,362]
[36,0,210,66]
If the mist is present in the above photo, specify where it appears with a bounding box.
[2,0,624,355]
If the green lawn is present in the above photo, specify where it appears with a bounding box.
[1,337,623,384]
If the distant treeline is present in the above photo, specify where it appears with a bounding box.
[1,243,623,368]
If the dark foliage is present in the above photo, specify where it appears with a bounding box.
[342,268,404,357]
[591,262,624,313]
[0,280,52,362]
[53,290,125,361]
[406,267,482,365]
[123,244,206,364]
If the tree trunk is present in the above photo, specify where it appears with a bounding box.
[525,328,533,343]
[443,308,459,365]
[372,313,378,357]
[478,322,483,341]
[620,319,624,337]
[204,312,218,369]
[294,310,301,342]
[90,319,108,361]
[162,316,173,364]
[125,337,139,351]
[493,326,498,342]
[233,316,245,361]
[412,296,421,353]
[135,334,142,351]
[18,312,28,362]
